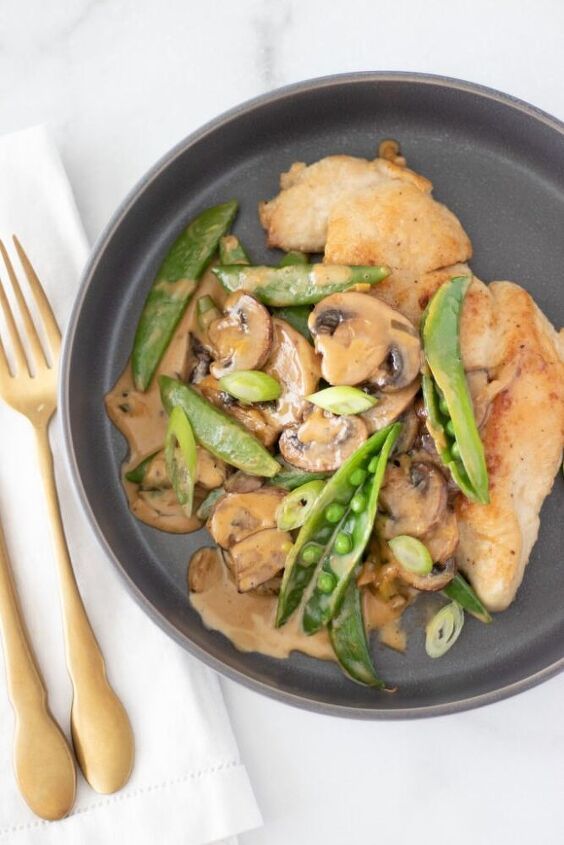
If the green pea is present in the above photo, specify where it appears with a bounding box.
[317,572,336,594]
[325,502,345,524]
[301,543,323,566]
[349,468,367,487]
[350,492,367,513]
[451,441,461,460]
[367,456,379,474]
[445,419,455,437]
[334,532,352,554]
[439,395,450,417]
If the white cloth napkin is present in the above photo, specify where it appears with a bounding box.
[0,125,262,844]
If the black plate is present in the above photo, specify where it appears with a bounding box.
[61,72,564,718]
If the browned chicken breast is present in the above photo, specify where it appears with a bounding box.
[259,149,472,326]
[456,282,564,611]
[324,180,471,273]
[259,154,431,253]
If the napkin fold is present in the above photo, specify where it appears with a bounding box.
[0,126,261,844]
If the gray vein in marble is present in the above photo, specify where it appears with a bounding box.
[36,0,111,53]
[253,0,292,90]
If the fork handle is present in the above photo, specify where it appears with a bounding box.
[0,517,76,819]
[34,425,134,794]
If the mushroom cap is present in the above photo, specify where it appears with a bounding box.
[196,446,227,490]
[207,488,286,549]
[188,547,222,593]
[209,291,273,379]
[261,318,321,430]
[279,405,368,472]
[309,292,421,390]
[361,379,420,434]
[392,557,456,591]
[226,527,292,592]
[422,509,459,563]
[378,456,447,538]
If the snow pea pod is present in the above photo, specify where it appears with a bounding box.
[124,452,158,484]
[274,304,312,341]
[274,253,313,340]
[219,234,249,265]
[267,464,331,491]
[159,376,280,477]
[329,575,384,687]
[442,573,492,623]
[212,263,390,307]
[422,276,489,504]
[132,200,238,391]
[276,423,400,628]
[278,250,308,268]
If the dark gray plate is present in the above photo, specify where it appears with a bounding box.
[61,72,564,718]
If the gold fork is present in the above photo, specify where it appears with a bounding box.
[0,237,134,795]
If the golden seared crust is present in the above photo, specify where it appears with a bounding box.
[369,263,472,327]
[455,282,564,611]
[324,181,472,275]
[258,154,431,253]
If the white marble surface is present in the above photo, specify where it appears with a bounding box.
[2,0,564,842]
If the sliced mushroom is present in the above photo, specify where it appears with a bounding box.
[390,557,455,592]
[261,318,321,429]
[279,406,368,472]
[198,375,279,447]
[361,379,420,433]
[422,509,459,563]
[196,447,227,490]
[378,456,447,538]
[208,291,273,378]
[207,488,286,549]
[132,488,201,533]
[186,334,213,384]
[392,409,420,455]
[226,528,292,592]
[224,471,264,493]
[309,292,422,391]
[188,547,222,593]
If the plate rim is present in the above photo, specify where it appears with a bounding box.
[60,70,564,719]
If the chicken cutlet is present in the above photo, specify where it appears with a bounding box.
[259,153,432,253]
[259,148,472,325]
[456,282,564,611]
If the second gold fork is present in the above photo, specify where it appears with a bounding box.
[0,237,134,795]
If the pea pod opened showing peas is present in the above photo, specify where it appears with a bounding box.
[422,276,489,504]
[276,423,401,630]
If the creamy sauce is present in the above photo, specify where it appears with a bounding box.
[105,268,227,532]
[189,547,334,660]
[189,548,408,660]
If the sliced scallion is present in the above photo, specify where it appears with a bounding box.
[388,535,433,576]
[425,601,465,658]
[306,386,377,416]
[165,405,198,515]
[218,370,282,403]
[276,480,325,531]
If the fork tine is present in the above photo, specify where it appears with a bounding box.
[0,240,49,372]
[0,271,29,376]
[12,237,61,358]
[0,331,10,379]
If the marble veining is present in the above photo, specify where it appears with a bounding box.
[252,0,292,90]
